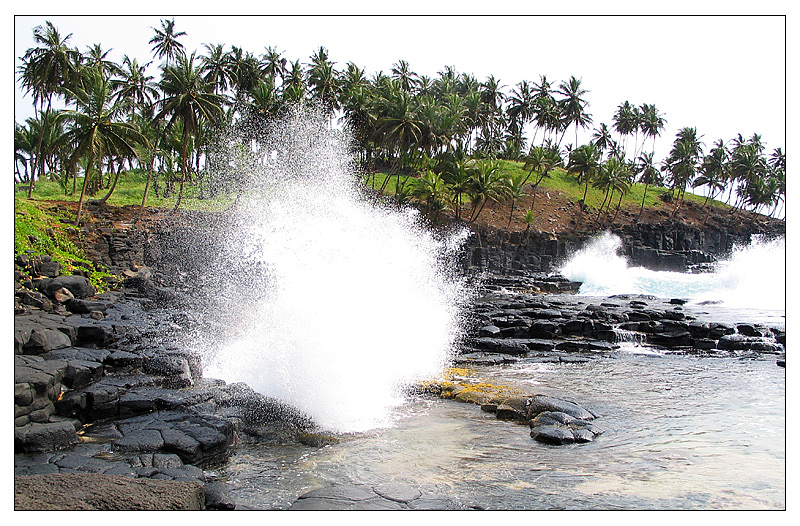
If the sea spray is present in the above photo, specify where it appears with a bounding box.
[197,108,471,433]
[559,231,785,311]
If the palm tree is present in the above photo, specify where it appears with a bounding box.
[729,138,769,214]
[612,101,637,159]
[14,121,37,183]
[226,46,263,100]
[591,123,614,159]
[391,59,420,93]
[155,51,228,211]
[502,170,529,228]
[664,127,704,213]
[604,156,633,225]
[635,151,661,220]
[307,46,341,119]
[58,66,148,222]
[149,18,186,64]
[84,43,119,77]
[639,103,666,157]
[467,159,504,223]
[556,76,592,148]
[566,143,601,230]
[521,145,559,213]
[411,169,450,220]
[260,45,288,85]
[17,20,81,195]
[200,43,232,95]
[693,139,729,207]
[111,55,158,115]
[767,147,785,218]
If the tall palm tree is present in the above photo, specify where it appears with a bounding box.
[693,139,729,207]
[307,46,341,119]
[58,66,148,222]
[260,45,288,85]
[591,123,614,159]
[467,159,504,223]
[84,43,119,77]
[226,46,263,100]
[639,103,666,157]
[635,151,661,220]
[556,76,592,148]
[566,142,601,230]
[17,21,81,195]
[200,43,232,95]
[664,127,704,213]
[155,51,228,211]
[612,101,637,159]
[521,145,559,213]
[111,55,158,116]
[149,18,186,65]
[391,59,420,93]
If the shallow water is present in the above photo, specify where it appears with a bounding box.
[216,347,785,510]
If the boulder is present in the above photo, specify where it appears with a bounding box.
[528,395,595,420]
[14,473,204,510]
[529,411,604,445]
[45,275,95,300]
[15,421,80,453]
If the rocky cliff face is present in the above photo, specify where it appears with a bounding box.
[460,219,785,275]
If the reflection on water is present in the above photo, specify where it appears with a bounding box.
[218,351,785,510]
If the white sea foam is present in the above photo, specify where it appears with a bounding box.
[560,231,785,311]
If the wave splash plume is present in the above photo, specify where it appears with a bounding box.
[199,108,470,433]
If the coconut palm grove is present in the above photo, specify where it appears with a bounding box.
[15,19,786,227]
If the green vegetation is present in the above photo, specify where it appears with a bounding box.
[14,197,115,292]
[15,18,785,230]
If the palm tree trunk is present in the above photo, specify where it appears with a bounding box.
[29,98,52,198]
[172,128,189,213]
[76,153,95,224]
[99,165,122,203]
[610,191,624,225]
[637,182,650,221]
[138,171,153,219]
[507,199,517,228]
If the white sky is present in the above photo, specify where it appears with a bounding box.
[11,6,789,166]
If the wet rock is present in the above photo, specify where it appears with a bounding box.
[554,340,618,352]
[529,411,604,445]
[23,328,72,354]
[455,352,518,366]
[528,320,562,339]
[495,396,531,421]
[66,298,110,314]
[15,421,80,453]
[288,483,460,510]
[472,337,530,355]
[718,334,783,353]
[528,395,595,421]
[478,325,501,336]
[204,481,236,510]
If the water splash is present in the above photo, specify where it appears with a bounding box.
[560,232,785,311]
[199,108,470,433]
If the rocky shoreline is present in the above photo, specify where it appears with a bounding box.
[13,208,786,510]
